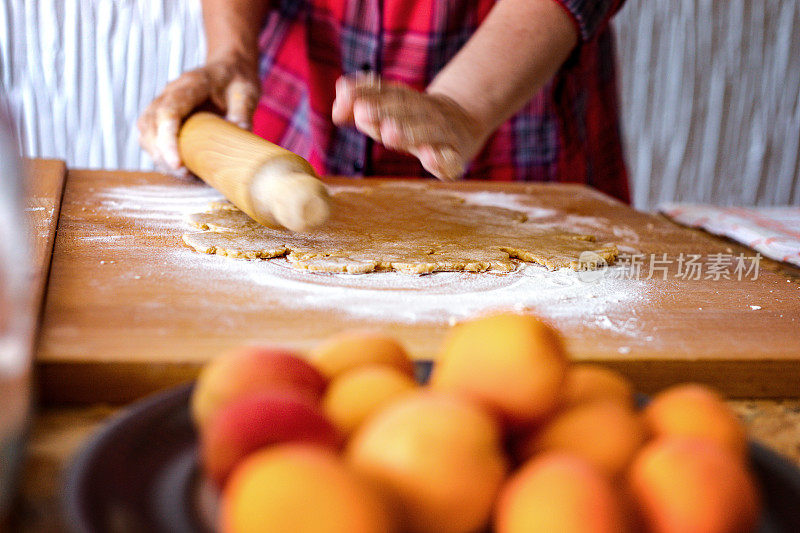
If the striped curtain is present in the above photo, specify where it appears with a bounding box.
[0,0,205,169]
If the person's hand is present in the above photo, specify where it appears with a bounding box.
[331,74,487,180]
[137,52,261,177]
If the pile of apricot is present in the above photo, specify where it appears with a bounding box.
[191,314,760,533]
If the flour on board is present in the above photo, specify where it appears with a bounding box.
[88,184,651,333]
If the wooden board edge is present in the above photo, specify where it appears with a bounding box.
[36,361,201,405]
[36,357,800,404]
[598,359,800,399]
[27,159,68,350]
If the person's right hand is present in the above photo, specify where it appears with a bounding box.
[137,53,261,177]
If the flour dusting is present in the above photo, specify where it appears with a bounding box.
[166,247,645,329]
[98,185,224,225]
[454,190,557,219]
[87,184,651,334]
[452,189,638,248]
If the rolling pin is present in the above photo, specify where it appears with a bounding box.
[178,112,330,232]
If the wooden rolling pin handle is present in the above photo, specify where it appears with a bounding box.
[252,163,330,233]
[177,112,330,232]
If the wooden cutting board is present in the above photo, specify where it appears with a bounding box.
[36,170,800,403]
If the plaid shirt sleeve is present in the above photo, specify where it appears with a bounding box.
[253,0,630,203]
[551,0,626,41]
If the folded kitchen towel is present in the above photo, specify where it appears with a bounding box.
[659,204,800,267]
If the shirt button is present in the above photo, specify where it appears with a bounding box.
[360,62,371,72]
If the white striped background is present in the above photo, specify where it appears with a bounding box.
[1,0,799,208]
[615,1,800,207]
[0,0,206,170]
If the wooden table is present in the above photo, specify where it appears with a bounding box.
[10,161,800,530]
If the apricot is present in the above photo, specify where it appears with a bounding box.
[323,365,418,436]
[222,444,394,533]
[347,391,507,533]
[201,391,341,486]
[495,453,628,533]
[310,330,414,379]
[643,384,748,459]
[516,400,645,477]
[564,364,634,407]
[191,346,327,429]
[627,438,760,533]
[430,313,567,427]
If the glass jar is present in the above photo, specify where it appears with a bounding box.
[0,102,33,521]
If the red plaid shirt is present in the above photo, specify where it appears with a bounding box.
[252,0,630,203]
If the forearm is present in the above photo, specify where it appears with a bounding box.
[139,0,268,172]
[202,0,270,65]
[426,0,577,137]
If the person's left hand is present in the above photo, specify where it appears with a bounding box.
[331,74,487,180]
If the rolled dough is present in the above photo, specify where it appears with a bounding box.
[182,183,618,274]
